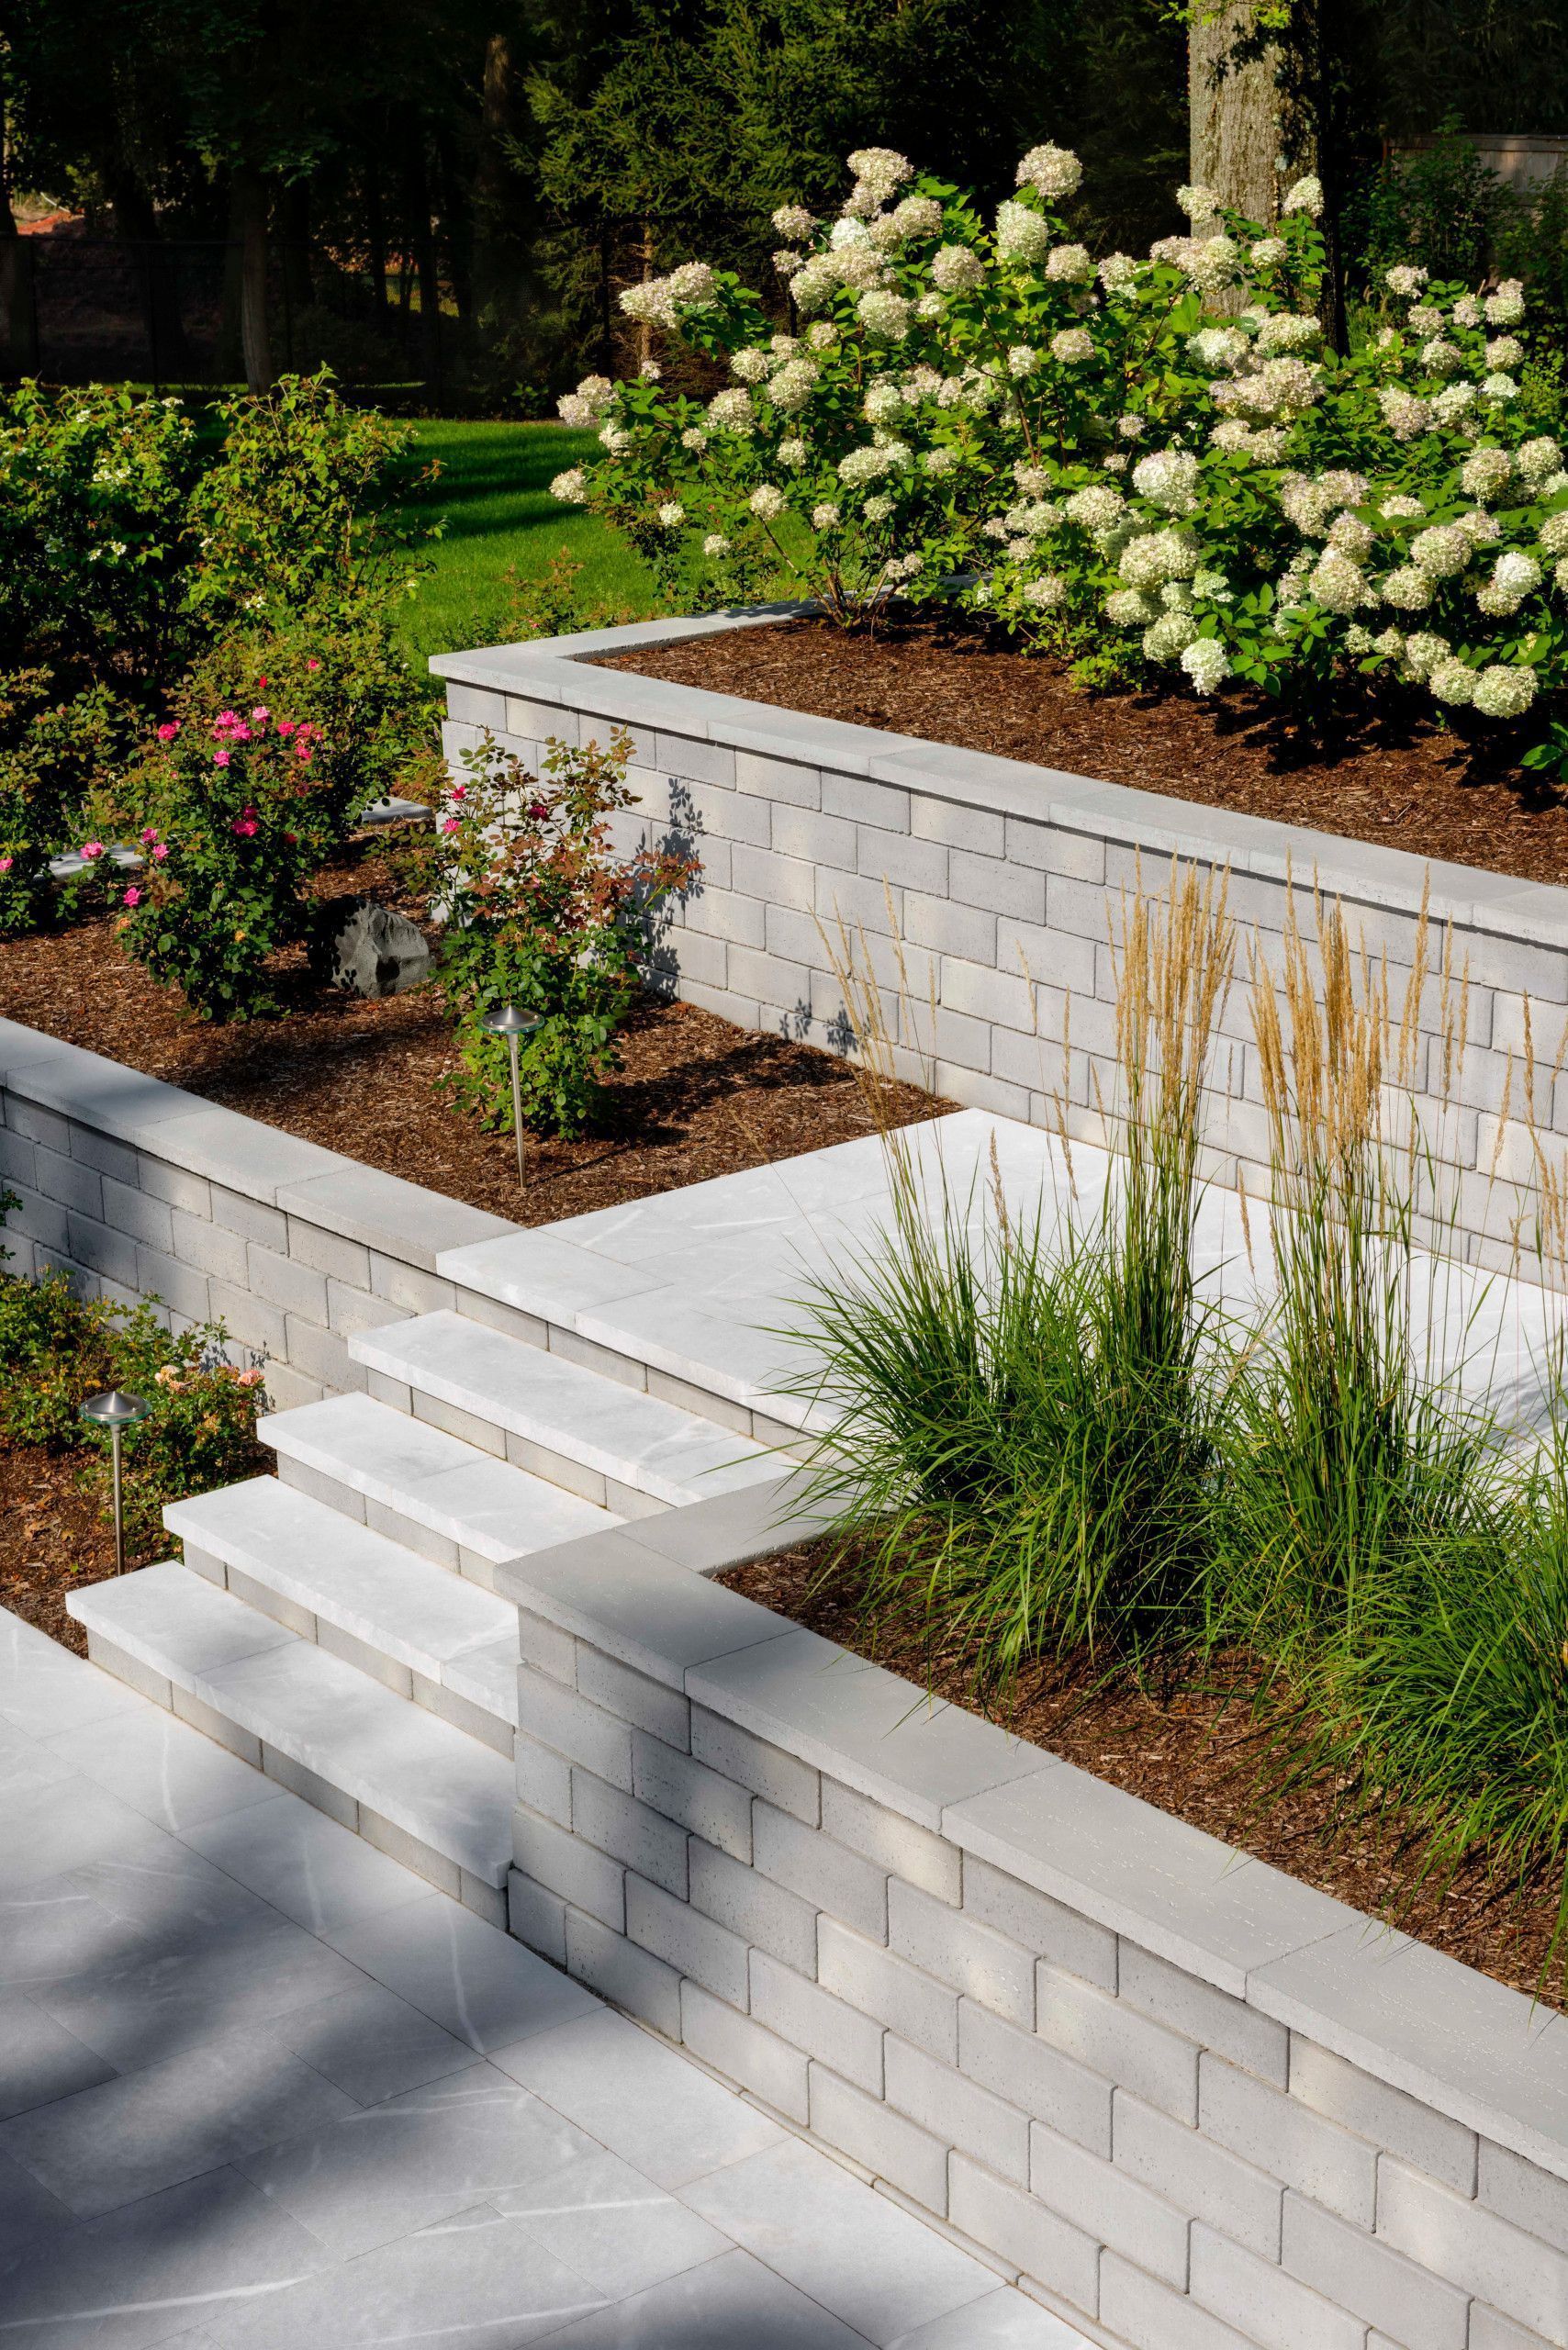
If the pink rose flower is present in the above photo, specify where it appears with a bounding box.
[80,841,104,860]
[151,843,169,860]
[277,719,297,737]
[155,722,179,742]
[123,886,142,907]
[213,747,230,767]
[231,808,259,838]
[252,706,270,727]
[0,856,13,874]
[307,657,320,670]
[442,816,460,834]
[450,783,466,800]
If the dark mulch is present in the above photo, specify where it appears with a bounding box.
[0,834,944,1228]
[0,1444,142,1655]
[601,613,1568,890]
[722,1540,1568,2005]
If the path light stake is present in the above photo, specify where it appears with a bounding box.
[480,1004,543,1192]
[79,1390,151,1577]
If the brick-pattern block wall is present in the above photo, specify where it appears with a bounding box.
[506,1595,1568,2350]
[440,623,1568,1280]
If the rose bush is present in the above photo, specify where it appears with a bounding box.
[420,730,700,1136]
[555,144,1568,768]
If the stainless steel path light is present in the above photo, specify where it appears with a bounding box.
[480,1004,543,1192]
[80,1390,151,1576]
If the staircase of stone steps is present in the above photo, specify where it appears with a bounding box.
[69,1304,781,1933]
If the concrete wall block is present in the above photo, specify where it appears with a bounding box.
[685,887,767,950]
[1032,2115,1191,2289]
[286,1219,373,1287]
[514,1735,573,1827]
[1190,2224,1366,2350]
[731,844,819,913]
[98,1175,174,1252]
[949,849,1047,923]
[958,1998,1113,2157]
[886,2033,1029,2186]
[1289,2037,1477,2198]
[734,749,820,807]
[35,1142,104,1220]
[572,1768,689,1899]
[962,1855,1116,1992]
[65,1209,136,1286]
[857,825,949,895]
[133,1245,211,1327]
[633,1729,752,1862]
[518,1663,633,1788]
[1282,2189,1469,2350]
[680,1980,809,2124]
[507,1867,566,1965]
[512,1802,625,1930]
[818,1917,958,2062]
[726,944,812,1014]
[940,957,1035,1034]
[208,1187,288,1250]
[1114,2090,1282,2263]
[1099,2254,1260,2350]
[751,1951,884,2095]
[6,1096,71,1153]
[1036,1962,1198,2125]
[947,2154,1101,2316]
[66,1122,141,1187]
[754,1806,886,1939]
[911,794,1006,856]
[820,1781,959,1906]
[325,1280,395,1340]
[135,1157,212,1217]
[625,1871,749,2008]
[0,1123,35,1187]
[808,2062,948,2213]
[903,890,998,967]
[1480,2139,1568,2253]
[1200,2055,1377,2229]
[1469,2309,1560,2350]
[565,1905,682,2038]
[769,800,857,870]
[282,1315,362,1392]
[367,1254,456,1317]
[689,1838,818,1978]
[10,1188,70,1253]
[1006,820,1107,884]
[994,916,1099,998]
[822,769,910,834]
[247,1244,329,1324]
[888,1879,1033,2027]
[576,1650,689,1749]
[170,1206,249,1284]
[516,1608,576,1686]
[1119,1944,1288,2089]
[1377,2157,1568,2343]
[1047,871,1121,944]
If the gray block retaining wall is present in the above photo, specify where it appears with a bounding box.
[437,613,1568,1279]
[500,1482,1568,2350]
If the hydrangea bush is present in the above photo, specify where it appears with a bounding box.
[554,145,1568,767]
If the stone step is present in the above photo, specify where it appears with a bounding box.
[68,1561,515,1922]
[163,1475,520,1747]
[350,1308,780,1514]
[259,1391,621,1590]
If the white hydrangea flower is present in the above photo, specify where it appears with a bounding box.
[702,534,731,557]
[1145,610,1200,657]
[1407,303,1443,336]
[1381,565,1434,610]
[1116,415,1146,441]
[1133,448,1201,515]
[772,204,816,241]
[1050,327,1094,364]
[1176,183,1219,220]
[707,387,756,433]
[1257,312,1320,354]
[731,347,771,383]
[1459,509,1502,545]
[995,201,1050,263]
[557,380,614,428]
[1482,374,1519,402]
[1374,626,1407,657]
[1120,526,1200,587]
[1015,143,1081,198]
[657,500,685,528]
[790,253,841,314]
[915,292,946,320]
[1476,550,1541,612]
[1023,573,1069,609]
[1403,632,1450,677]
[1379,494,1426,520]
[1185,234,1240,292]
[863,381,906,425]
[1557,559,1568,592]
[778,437,808,468]
[1007,345,1039,377]
[1192,566,1232,602]
[1518,438,1563,485]
[811,502,840,531]
[598,422,631,454]
[1385,263,1428,297]
[857,288,913,340]
[890,195,943,239]
[773,249,805,278]
[1461,446,1513,501]
[1014,463,1052,494]
[1282,174,1323,216]
[1411,522,1472,577]
[1540,511,1568,557]
[1451,294,1484,328]
[1045,242,1094,284]
[1378,388,1432,441]
[1215,355,1323,419]
[1182,637,1230,692]
[837,442,902,485]
[862,494,894,522]
[1159,580,1193,611]
[1066,485,1125,530]
[1103,454,1129,474]
[1328,510,1374,559]
[1309,547,1375,612]
[1105,587,1159,626]
[680,427,709,453]
[837,242,890,292]
[922,445,958,476]
[1005,498,1063,536]
[1432,381,1477,423]
[1279,471,1367,537]
[748,485,787,520]
[1473,664,1537,718]
[931,243,984,294]
[807,321,838,351]
[1485,279,1526,326]
[1250,237,1288,267]
[549,467,588,505]
[1098,252,1139,292]
[1420,338,1464,376]
[846,147,913,204]
[769,359,818,414]
[1188,326,1249,370]
[1429,658,1476,705]
[1486,335,1524,368]
[639,360,663,382]
[1345,624,1376,655]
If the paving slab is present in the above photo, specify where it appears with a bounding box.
[326,1888,597,2053]
[183,1791,430,1936]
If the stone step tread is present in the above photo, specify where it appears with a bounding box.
[68,1562,514,1887]
[350,1309,779,1509]
[163,1475,517,1710]
[259,1391,621,1563]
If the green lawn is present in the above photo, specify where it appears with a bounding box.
[389,420,657,673]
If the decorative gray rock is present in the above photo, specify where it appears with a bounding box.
[325,901,430,998]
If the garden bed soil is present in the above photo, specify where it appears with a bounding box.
[600,614,1568,891]
[0,1444,146,1655]
[0,834,943,1228]
[721,1540,1566,2006]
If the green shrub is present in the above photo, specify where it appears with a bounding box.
[420,729,700,1137]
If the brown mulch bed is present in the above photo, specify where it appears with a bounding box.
[0,834,943,1227]
[722,1540,1567,2006]
[0,1444,145,1656]
[601,613,1568,890]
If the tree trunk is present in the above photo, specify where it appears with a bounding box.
[472,31,514,323]
[108,172,192,384]
[1188,3,1281,223]
[233,167,274,392]
[404,135,442,395]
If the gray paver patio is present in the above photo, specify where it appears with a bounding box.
[0,1606,1089,2349]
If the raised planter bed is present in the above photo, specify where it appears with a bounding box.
[437,611,1568,1281]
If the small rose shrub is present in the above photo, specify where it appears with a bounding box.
[558,144,1568,768]
[420,730,700,1137]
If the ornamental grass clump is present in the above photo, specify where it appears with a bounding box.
[794,860,1234,1687]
